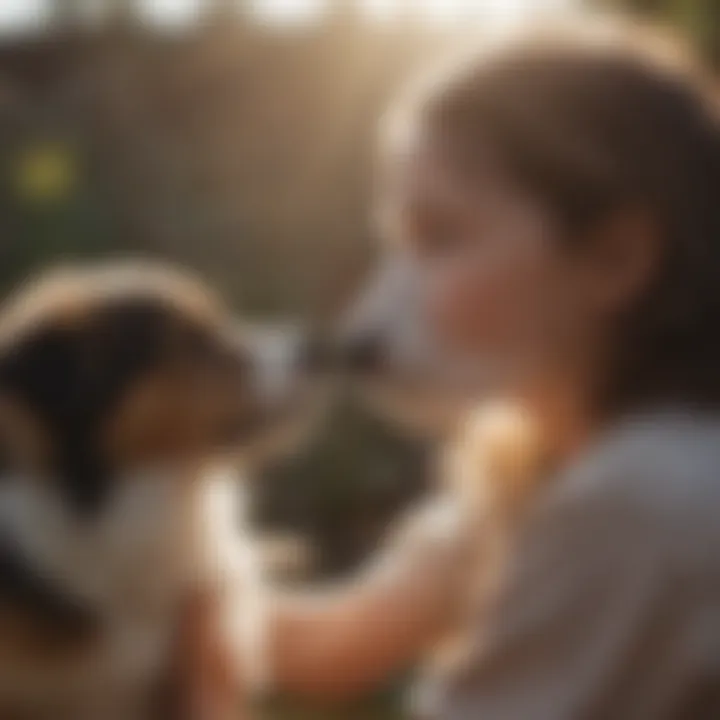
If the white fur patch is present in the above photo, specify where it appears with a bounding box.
[0,472,189,610]
[0,464,267,707]
[185,466,268,692]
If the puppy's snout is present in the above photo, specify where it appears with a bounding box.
[242,323,335,414]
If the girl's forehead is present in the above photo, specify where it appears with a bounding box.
[381,114,513,201]
[381,131,477,204]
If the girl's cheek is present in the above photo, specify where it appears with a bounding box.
[426,255,515,357]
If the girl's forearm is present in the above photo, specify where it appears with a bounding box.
[268,498,468,701]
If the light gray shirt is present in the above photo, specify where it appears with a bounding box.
[433,410,720,720]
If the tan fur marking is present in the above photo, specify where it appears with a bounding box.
[104,363,246,470]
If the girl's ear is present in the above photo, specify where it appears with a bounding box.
[580,208,662,317]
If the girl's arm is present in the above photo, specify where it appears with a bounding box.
[268,497,470,702]
[173,497,470,714]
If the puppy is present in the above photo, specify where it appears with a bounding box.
[0,262,324,719]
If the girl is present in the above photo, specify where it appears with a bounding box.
[190,21,720,720]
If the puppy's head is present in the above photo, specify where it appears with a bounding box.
[337,254,480,437]
[0,263,323,518]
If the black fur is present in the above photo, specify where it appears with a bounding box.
[0,299,172,517]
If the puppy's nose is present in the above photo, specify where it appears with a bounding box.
[337,334,385,374]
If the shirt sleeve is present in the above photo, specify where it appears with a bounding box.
[434,479,668,720]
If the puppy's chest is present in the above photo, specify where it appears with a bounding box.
[0,473,196,598]
[0,602,178,719]
[0,471,247,711]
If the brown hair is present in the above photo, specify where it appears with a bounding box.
[399,22,720,417]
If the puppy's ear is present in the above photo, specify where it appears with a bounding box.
[0,322,110,514]
[0,304,165,516]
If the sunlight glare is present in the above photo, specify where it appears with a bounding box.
[0,0,48,36]
[139,0,204,29]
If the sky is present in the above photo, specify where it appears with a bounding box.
[0,0,576,34]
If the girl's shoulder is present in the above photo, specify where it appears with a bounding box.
[545,408,720,538]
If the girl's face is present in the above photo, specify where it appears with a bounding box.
[374,130,610,405]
